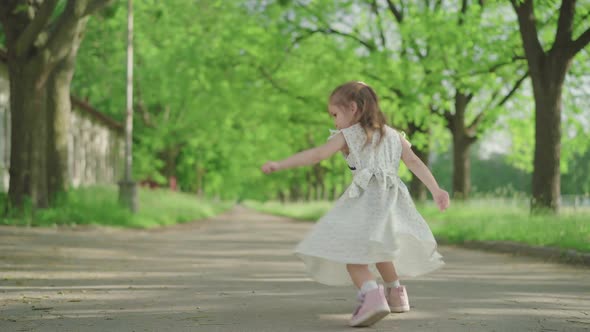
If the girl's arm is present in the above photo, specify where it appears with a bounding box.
[399,134,450,211]
[262,133,346,173]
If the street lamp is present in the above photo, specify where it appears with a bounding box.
[118,0,138,212]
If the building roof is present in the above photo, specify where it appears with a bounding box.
[0,48,124,134]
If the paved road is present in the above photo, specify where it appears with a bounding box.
[0,206,589,331]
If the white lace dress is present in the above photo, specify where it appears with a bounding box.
[294,123,444,286]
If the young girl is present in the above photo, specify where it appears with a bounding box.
[261,81,450,327]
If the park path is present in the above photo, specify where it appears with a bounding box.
[0,206,589,332]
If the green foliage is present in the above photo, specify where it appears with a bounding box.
[430,147,531,196]
[69,0,590,202]
[0,186,231,228]
[562,147,590,195]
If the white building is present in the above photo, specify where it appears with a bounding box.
[0,54,124,192]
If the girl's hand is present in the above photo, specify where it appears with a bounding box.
[431,188,450,211]
[261,161,280,174]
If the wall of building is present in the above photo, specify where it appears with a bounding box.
[0,61,124,192]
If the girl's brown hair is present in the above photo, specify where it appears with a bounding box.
[329,81,387,145]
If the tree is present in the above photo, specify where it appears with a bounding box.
[387,1,529,200]
[264,0,440,201]
[290,1,528,200]
[72,0,328,200]
[0,0,114,209]
[511,0,590,212]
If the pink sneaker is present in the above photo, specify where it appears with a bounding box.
[386,285,410,313]
[349,285,390,327]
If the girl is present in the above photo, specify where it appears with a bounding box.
[261,81,450,327]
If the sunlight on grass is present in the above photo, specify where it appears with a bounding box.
[245,200,590,253]
[0,186,232,228]
[419,203,590,253]
[244,200,332,221]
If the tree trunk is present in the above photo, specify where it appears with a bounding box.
[195,165,205,197]
[409,147,429,201]
[1,0,114,210]
[529,57,570,213]
[7,59,49,209]
[452,133,472,200]
[7,61,31,208]
[46,58,74,203]
[312,163,324,201]
[46,19,88,204]
[446,92,477,200]
[160,146,180,185]
[277,190,285,203]
[329,158,338,200]
[406,121,429,202]
[511,0,590,213]
[31,75,49,209]
[305,169,312,201]
[290,181,302,201]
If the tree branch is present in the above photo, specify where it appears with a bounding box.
[44,0,114,64]
[429,104,438,115]
[511,0,545,69]
[370,0,387,49]
[435,0,444,11]
[495,70,529,108]
[458,0,468,25]
[455,55,526,78]
[258,66,318,107]
[85,0,115,16]
[299,27,376,51]
[15,0,59,57]
[553,0,575,50]
[291,28,320,46]
[385,0,403,23]
[489,55,527,72]
[363,71,386,85]
[45,26,85,70]
[466,111,485,134]
[135,83,153,127]
[571,27,590,56]
[443,110,454,130]
[363,71,404,98]
[0,2,15,14]
[465,70,528,137]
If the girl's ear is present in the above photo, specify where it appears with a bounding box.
[350,101,358,114]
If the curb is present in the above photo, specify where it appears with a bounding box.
[436,238,590,267]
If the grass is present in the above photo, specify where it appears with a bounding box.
[420,202,590,253]
[244,200,333,221]
[245,200,590,253]
[0,186,232,228]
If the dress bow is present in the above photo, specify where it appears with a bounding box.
[348,168,397,198]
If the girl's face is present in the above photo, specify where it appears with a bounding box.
[328,103,357,130]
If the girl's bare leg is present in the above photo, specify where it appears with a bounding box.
[376,261,399,283]
[376,261,410,313]
[346,264,375,289]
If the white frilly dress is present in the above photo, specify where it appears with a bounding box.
[294,123,444,286]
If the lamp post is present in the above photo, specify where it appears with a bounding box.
[118,0,137,212]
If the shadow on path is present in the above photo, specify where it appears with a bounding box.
[0,206,588,331]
